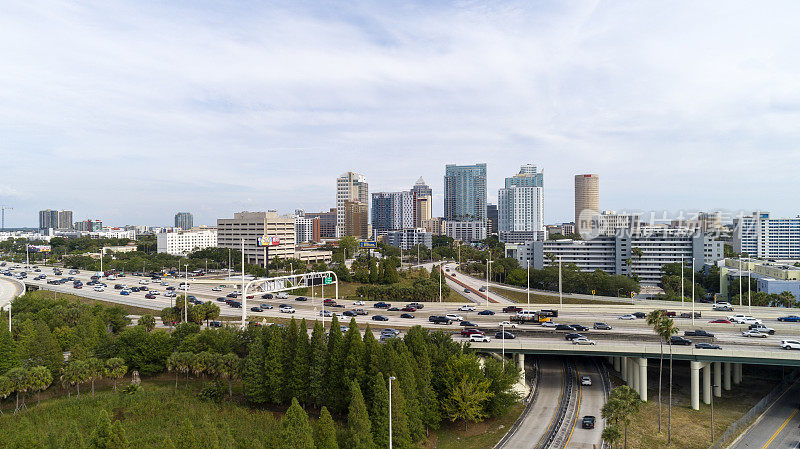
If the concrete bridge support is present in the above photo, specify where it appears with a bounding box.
[614,356,621,372]
[713,362,722,398]
[733,363,742,385]
[690,361,712,410]
[723,362,732,391]
[622,356,628,381]
[638,358,648,401]
[514,353,525,381]
[703,363,712,405]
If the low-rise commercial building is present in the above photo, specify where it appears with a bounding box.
[157,229,218,256]
[385,228,433,250]
[217,211,296,266]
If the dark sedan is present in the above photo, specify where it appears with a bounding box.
[581,416,596,429]
[478,310,495,316]
[372,315,389,321]
[400,313,415,319]
[695,342,722,350]
[494,331,516,340]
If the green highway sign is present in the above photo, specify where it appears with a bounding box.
[323,276,333,285]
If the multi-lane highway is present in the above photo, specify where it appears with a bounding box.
[730,378,800,449]
[501,357,565,448]
[0,277,23,309]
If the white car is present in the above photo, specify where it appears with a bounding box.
[712,302,733,311]
[742,330,768,338]
[212,286,222,292]
[728,314,762,325]
[445,314,464,321]
[469,334,491,343]
[161,282,169,286]
[93,286,105,292]
[498,321,518,328]
[542,321,558,328]
[165,291,176,298]
[353,300,365,306]
[280,306,295,314]
[150,290,160,296]
[458,305,476,312]
[138,280,149,285]
[618,314,636,320]
[780,340,800,350]
[581,376,592,386]
[276,292,288,299]
[573,337,596,345]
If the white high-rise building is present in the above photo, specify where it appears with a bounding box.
[295,216,315,244]
[498,165,544,243]
[157,229,218,256]
[336,172,368,238]
[734,212,800,259]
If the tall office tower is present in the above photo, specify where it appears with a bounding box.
[412,177,433,227]
[174,212,194,231]
[498,164,545,242]
[574,174,600,236]
[371,191,415,237]
[336,172,368,237]
[487,204,498,235]
[444,163,487,241]
[57,210,73,230]
[38,209,58,229]
[343,200,369,239]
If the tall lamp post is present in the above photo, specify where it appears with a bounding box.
[558,255,563,311]
[389,375,396,449]
[485,251,492,307]
[691,258,695,326]
[680,254,684,305]
[500,323,505,371]
[526,260,530,308]
[184,264,189,323]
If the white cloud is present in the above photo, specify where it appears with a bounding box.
[1,0,799,227]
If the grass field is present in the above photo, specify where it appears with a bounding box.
[611,363,785,449]
[490,286,628,305]
[431,402,525,449]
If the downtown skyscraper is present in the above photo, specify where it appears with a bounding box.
[498,164,544,243]
[443,163,487,242]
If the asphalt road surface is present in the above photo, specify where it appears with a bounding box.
[570,358,606,448]
[730,378,800,449]
[501,357,564,449]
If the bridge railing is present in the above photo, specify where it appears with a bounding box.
[710,368,799,449]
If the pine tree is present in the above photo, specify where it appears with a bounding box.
[361,326,380,384]
[369,373,390,449]
[0,325,18,375]
[347,382,374,449]
[281,398,315,449]
[368,260,379,284]
[264,325,285,404]
[314,406,339,449]
[282,318,300,402]
[389,381,412,449]
[396,352,424,441]
[308,320,327,407]
[414,346,441,433]
[108,420,130,449]
[291,319,310,405]
[242,334,267,404]
[17,320,61,376]
[324,316,345,412]
[341,319,364,387]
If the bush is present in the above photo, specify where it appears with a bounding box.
[198,381,226,403]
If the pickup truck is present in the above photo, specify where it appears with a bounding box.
[503,306,522,313]
[679,312,702,319]
[658,310,677,317]
[684,329,715,338]
[748,324,775,335]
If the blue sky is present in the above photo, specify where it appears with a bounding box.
[2,1,800,227]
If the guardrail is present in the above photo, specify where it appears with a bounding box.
[494,357,539,449]
[710,368,800,449]
[594,358,612,449]
[445,272,500,304]
[538,359,577,449]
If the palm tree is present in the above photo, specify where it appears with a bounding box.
[646,310,665,433]
[602,385,641,449]
[659,317,679,444]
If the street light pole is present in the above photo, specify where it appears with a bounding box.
[184,264,189,323]
[747,258,751,314]
[486,251,491,307]
[680,254,684,305]
[501,323,505,371]
[711,384,717,443]
[526,259,530,308]
[438,264,442,303]
[558,256,563,311]
[738,257,742,307]
[691,258,695,326]
[389,375,396,449]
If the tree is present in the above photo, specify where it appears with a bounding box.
[27,365,52,406]
[16,320,62,376]
[104,358,128,392]
[602,425,622,449]
[281,398,315,449]
[441,375,492,430]
[89,410,130,449]
[63,359,89,396]
[659,317,678,444]
[218,353,240,398]
[242,334,267,403]
[264,326,284,404]
[347,381,375,449]
[0,325,18,375]
[315,406,339,449]
[602,386,641,449]
[308,320,327,407]
[6,367,30,411]
[0,376,13,408]
[137,315,156,332]
[86,357,105,398]
[646,309,665,433]
[389,379,412,449]
[369,373,390,449]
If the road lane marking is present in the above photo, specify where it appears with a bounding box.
[761,407,798,449]
[536,362,565,448]
[564,366,582,447]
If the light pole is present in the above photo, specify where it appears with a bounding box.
[680,254,684,305]
[711,383,717,443]
[526,260,530,308]
[691,258,695,326]
[738,257,742,307]
[485,251,492,307]
[500,322,505,371]
[438,264,442,303]
[184,264,189,323]
[389,375,396,449]
[558,255,563,311]
[747,258,751,314]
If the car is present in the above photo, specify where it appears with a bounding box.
[166,286,176,291]
[120,290,130,296]
[381,328,400,336]
[778,315,800,322]
[139,286,149,292]
[618,314,636,320]
[593,322,612,330]
[94,286,105,292]
[565,333,585,341]
[320,310,334,317]
[145,293,156,299]
[461,328,483,337]
[695,343,722,350]
[445,314,464,321]
[499,321,517,328]
[581,416,596,429]
[246,295,255,299]
[742,330,768,338]
[250,307,263,312]
[684,330,715,338]
[229,301,242,308]
[216,297,227,302]
[149,290,160,295]
[323,298,337,304]
[503,306,522,313]
[374,302,391,309]
[343,310,357,317]
[542,321,558,328]
[387,307,400,312]
[113,284,124,290]
[669,336,692,345]
[581,376,592,386]
[212,286,222,292]
[260,293,273,300]
[463,288,471,293]
[260,304,274,309]
[632,312,647,319]
[494,331,516,339]
[478,286,487,292]
[728,314,762,324]
[226,292,238,298]
[708,319,732,324]
[478,310,495,316]
[400,313,415,319]
[295,296,308,301]
[408,302,424,309]
[209,321,222,328]
[400,306,416,312]
[780,340,800,350]
[460,320,477,327]
[372,315,389,321]
[428,316,452,325]
[573,337,596,345]
[279,306,295,314]
[469,334,491,343]
[458,305,476,312]
[712,302,733,311]
[353,300,365,306]
[139,280,149,285]
[555,324,574,331]
[749,324,775,335]
[73,284,82,289]
[570,324,589,332]
[275,292,289,299]
[165,291,176,298]
[353,308,368,316]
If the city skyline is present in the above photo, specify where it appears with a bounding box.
[3,1,800,227]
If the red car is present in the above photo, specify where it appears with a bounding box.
[708,319,731,324]
[145,293,156,299]
[246,295,254,299]
[460,328,483,337]
[401,306,417,312]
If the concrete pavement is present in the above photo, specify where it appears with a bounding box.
[730,378,800,449]
[569,358,606,448]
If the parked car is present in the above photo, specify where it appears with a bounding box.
[478,310,495,316]
[372,315,389,322]
[618,314,636,320]
[669,336,692,345]
[695,343,722,350]
[573,337,596,345]
[593,322,612,330]
[581,416,596,429]
[778,315,800,322]
[494,331,516,340]
[780,340,800,350]
[469,334,490,343]
[742,330,768,338]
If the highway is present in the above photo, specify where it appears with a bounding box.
[501,357,565,448]
[730,378,800,449]
[0,277,23,309]
[570,358,606,448]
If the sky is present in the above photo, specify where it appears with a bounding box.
[2,0,800,228]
